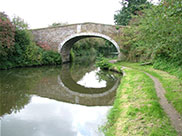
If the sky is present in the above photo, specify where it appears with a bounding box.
[0,0,122,29]
[0,0,159,29]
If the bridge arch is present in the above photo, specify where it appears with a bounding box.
[58,32,121,63]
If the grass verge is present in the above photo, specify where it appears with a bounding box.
[116,62,182,116]
[96,59,181,135]
[103,67,177,135]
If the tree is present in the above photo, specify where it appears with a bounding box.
[0,12,15,57]
[12,16,29,30]
[114,0,151,25]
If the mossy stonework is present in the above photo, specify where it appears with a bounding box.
[31,23,125,63]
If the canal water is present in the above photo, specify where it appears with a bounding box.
[0,59,121,136]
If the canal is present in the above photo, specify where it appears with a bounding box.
[0,58,121,136]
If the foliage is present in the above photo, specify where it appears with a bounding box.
[12,16,29,30]
[73,38,97,56]
[42,50,61,65]
[95,57,112,70]
[72,38,117,57]
[49,22,68,27]
[70,49,75,62]
[153,58,182,79]
[120,0,182,73]
[0,12,15,57]
[0,65,62,116]
[0,15,61,70]
[24,42,43,65]
[114,0,151,25]
[36,41,51,50]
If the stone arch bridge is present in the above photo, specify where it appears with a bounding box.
[32,22,124,63]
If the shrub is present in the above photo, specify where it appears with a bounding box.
[0,14,62,69]
[96,57,112,70]
[121,0,182,66]
[0,12,15,57]
[25,42,43,65]
[42,50,62,65]
[36,41,51,50]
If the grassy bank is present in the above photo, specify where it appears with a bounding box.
[116,62,182,116]
[97,60,181,135]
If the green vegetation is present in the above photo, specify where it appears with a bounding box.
[72,38,117,57]
[115,0,182,79]
[0,12,117,70]
[96,58,182,135]
[0,65,62,116]
[96,57,113,70]
[101,61,177,136]
[0,12,15,58]
[49,22,68,27]
[100,1,182,134]
[116,62,182,116]
[114,0,151,25]
[0,12,61,70]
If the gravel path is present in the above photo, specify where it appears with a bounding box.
[145,72,182,136]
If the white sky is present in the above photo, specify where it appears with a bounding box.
[0,0,121,29]
[0,0,159,29]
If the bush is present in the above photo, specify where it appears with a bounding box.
[0,15,62,69]
[0,12,15,57]
[95,57,112,70]
[42,50,61,65]
[24,42,43,66]
[118,0,182,79]
[121,0,182,66]
[36,41,51,50]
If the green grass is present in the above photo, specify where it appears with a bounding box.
[116,62,182,116]
[153,60,182,80]
[103,67,177,136]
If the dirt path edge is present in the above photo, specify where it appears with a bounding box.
[145,72,182,136]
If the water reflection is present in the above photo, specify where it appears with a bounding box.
[59,64,120,99]
[0,59,121,136]
[2,96,111,136]
[77,68,106,88]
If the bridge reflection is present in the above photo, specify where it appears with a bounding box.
[0,62,121,117]
[58,64,120,104]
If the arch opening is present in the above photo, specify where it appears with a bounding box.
[58,33,121,63]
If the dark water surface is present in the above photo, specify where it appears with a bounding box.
[0,60,121,136]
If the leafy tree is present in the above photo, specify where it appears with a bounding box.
[120,0,182,77]
[11,16,33,65]
[114,0,151,25]
[0,14,62,69]
[0,12,15,57]
[72,38,117,57]
[12,16,29,30]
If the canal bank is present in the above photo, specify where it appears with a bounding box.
[98,60,182,136]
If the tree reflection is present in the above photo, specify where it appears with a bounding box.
[0,92,30,116]
[0,66,61,116]
[0,59,121,115]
